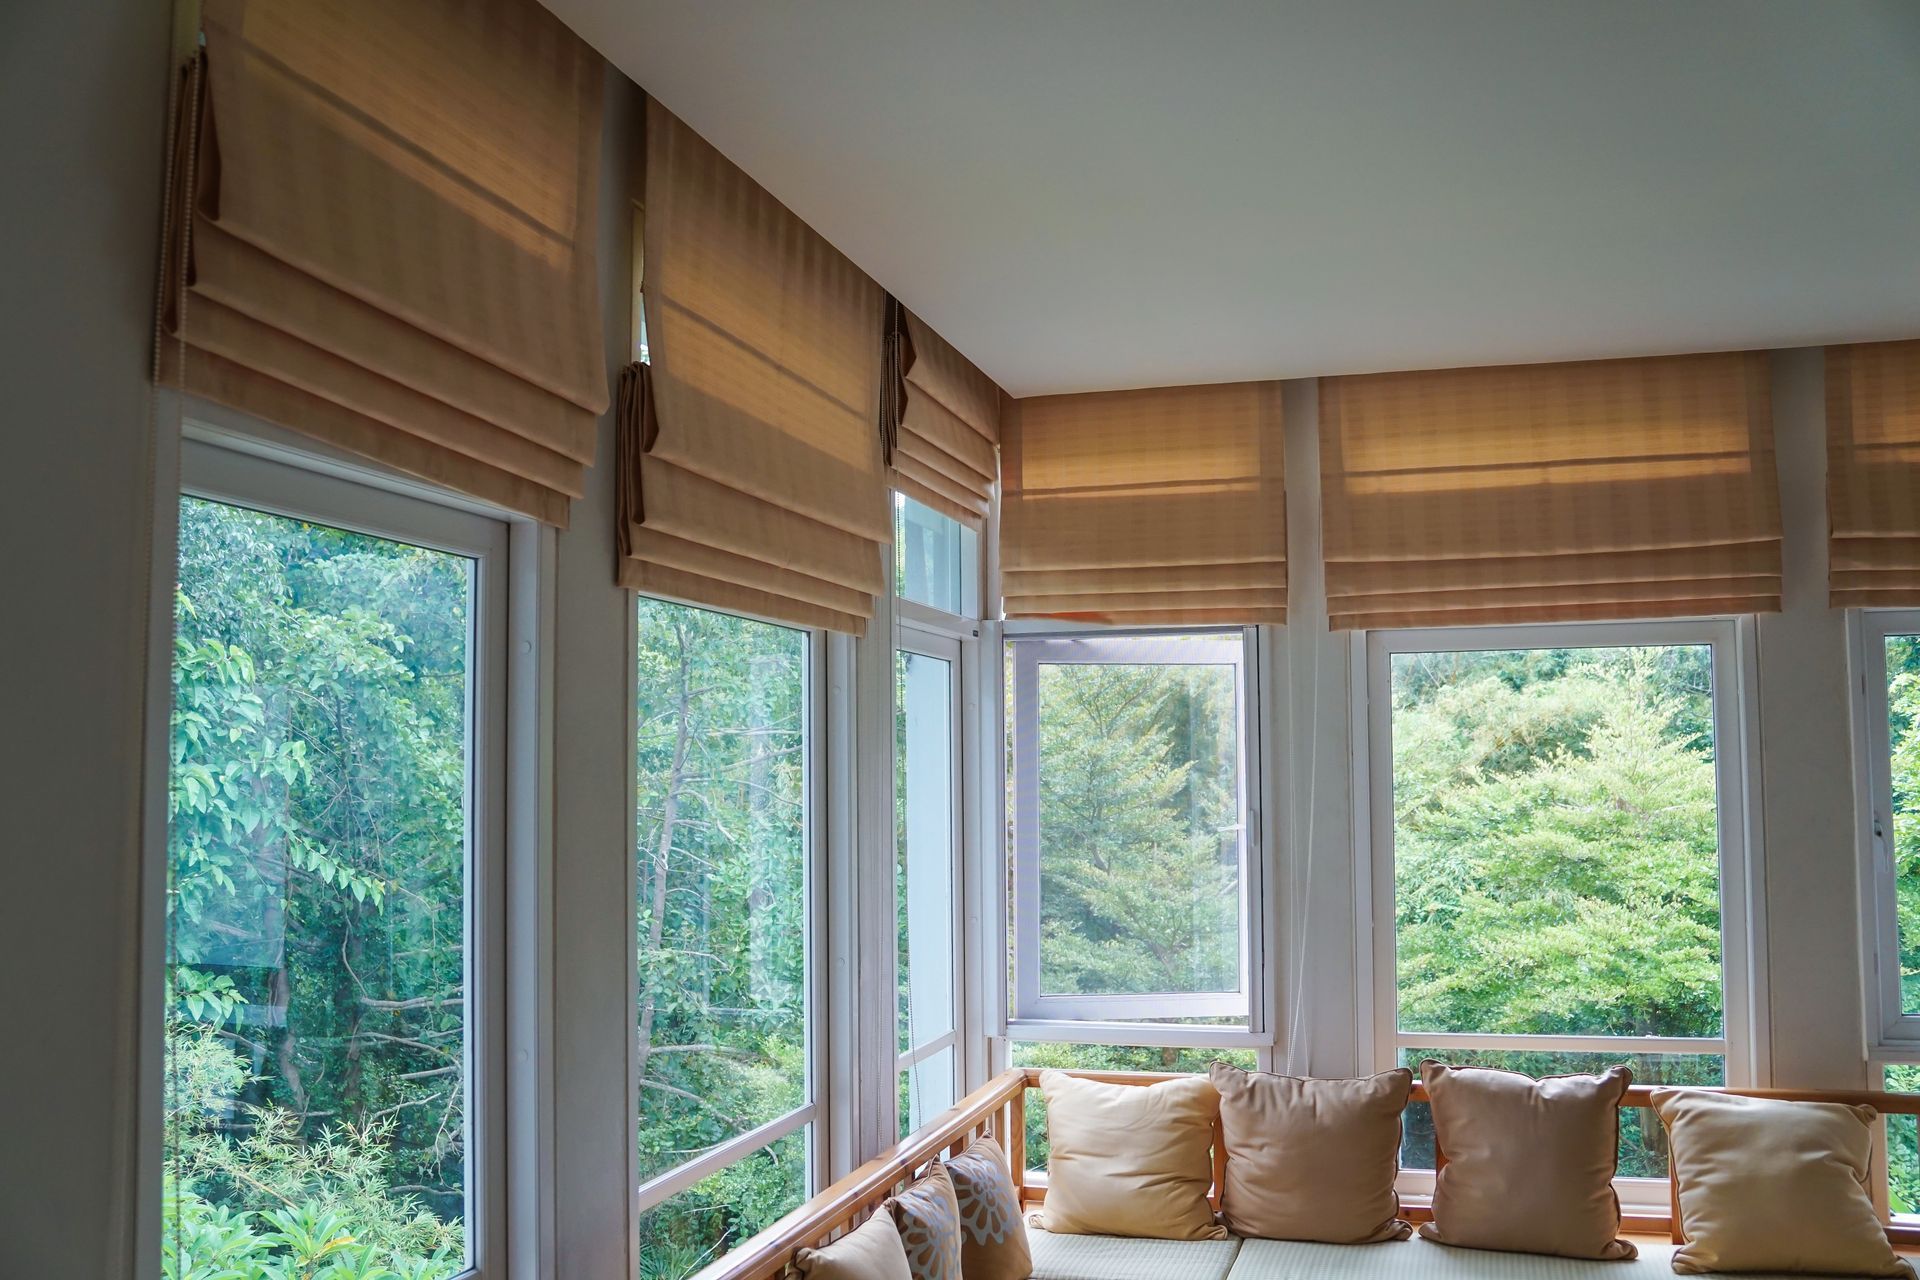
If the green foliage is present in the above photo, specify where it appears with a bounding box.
[165,498,470,1280]
[1034,663,1240,997]
[1388,645,1727,1177]
[634,601,812,1279]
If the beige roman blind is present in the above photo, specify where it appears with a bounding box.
[160,0,607,526]
[1319,351,1781,629]
[891,309,1002,527]
[1829,340,1920,608]
[617,99,888,634]
[1001,382,1287,625]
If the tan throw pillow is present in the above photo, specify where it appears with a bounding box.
[1210,1061,1414,1244]
[945,1135,1033,1280]
[796,1209,915,1280]
[1653,1089,1914,1278]
[1037,1069,1227,1240]
[1419,1061,1636,1261]
[885,1162,964,1280]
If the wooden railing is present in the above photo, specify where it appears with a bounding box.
[688,1069,1920,1280]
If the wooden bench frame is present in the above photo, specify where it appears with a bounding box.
[687,1068,1920,1280]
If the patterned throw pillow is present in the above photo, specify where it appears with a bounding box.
[944,1136,1033,1280]
[885,1162,964,1280]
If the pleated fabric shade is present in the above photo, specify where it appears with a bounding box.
[617,99,888,635]
[160,0,607,526]
[1829,340,1920,607]
[891,310,1002,527]
[1319,351,1781,630]
[1001,382,1287,625]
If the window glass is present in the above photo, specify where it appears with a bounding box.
[636,1129,807,1280]
[1887,1065,1920,1216]
[1885,634,1920,1014]
[1010,632,1249,1021]
[1391,645,1723,1038]
[165,497,473,1280]
[897,648,959,1133]
[635,599,812,1274]
[898,1048,958,1140]
[894,492,977,616]
[1008,1042,1256,1172]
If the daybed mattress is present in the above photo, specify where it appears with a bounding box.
[1227,1235,1869,1279]
[1026,1228,1883,1280]
[1026,1225,1242,1280]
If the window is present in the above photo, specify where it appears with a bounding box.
[1007,630,1259,1029]
[894,492,979,617]
[163,445,506,1280]
[897,635,963,1137]
[1857,610,1920,1046]
[634,598,818,1280]
[1364,620,1755,1184]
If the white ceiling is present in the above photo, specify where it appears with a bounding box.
[547,0,1920,397]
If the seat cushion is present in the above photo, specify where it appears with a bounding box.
[1225,1236,1867,1280]
[1026,1225,1242,1280]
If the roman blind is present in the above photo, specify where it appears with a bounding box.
[890,309,1002,527]
[1828,340,1920,608]
[617,99,888,635]
[1001,381,1287,625]
[160,0,606,526]
[1318,351,1781,629]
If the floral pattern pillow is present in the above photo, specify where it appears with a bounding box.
[944,1136,1032,1280]
[885,1162,964,1280]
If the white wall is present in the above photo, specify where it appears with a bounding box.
[0,2,172,1276]
[548,64,645,1280]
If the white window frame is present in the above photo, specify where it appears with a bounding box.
[1854,608,1920,1050]
[895,623,967,1134]
[166,430,516,1280]
[1357,617,1765,1211]
[628,599,831,1216]
[1005,625,1267,1046]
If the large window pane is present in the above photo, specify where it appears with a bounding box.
[635,599,811,1272]
[1885,634,1920,1014]
[1012,633,1247,1016]
[165,497,473,1280]
[1390,645,1723,1039]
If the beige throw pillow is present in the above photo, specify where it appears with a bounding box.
[1037,1069,1227,1240]
[795,1209,914,1280]
[1210,1061,1413,1244]
[1653,1089,1914,1277]
[1419,1061,1636,1261]
[945,1136,1033,1280]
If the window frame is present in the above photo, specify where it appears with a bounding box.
[895,623,967,1134]
[1005,624,1268,1045]
[1357,616,1765,1208]
[628,598,832,1218]
[1854,608,1920,1049]
[167,430,515,1280]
